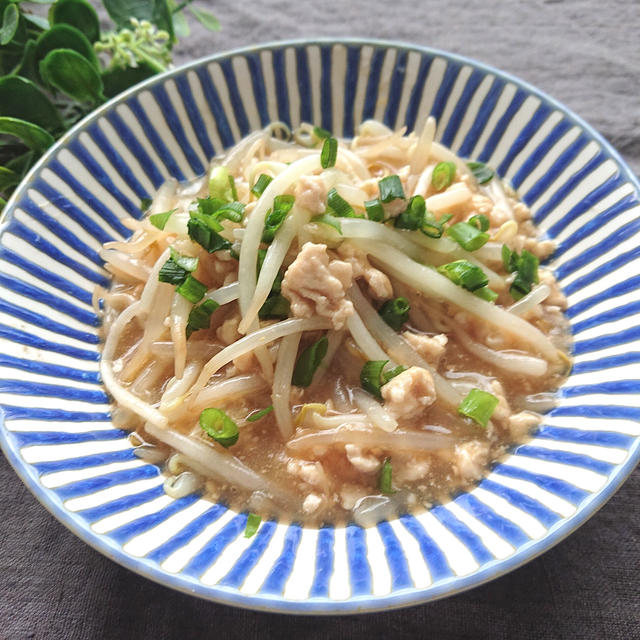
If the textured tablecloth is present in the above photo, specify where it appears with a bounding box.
[2,1,639,638]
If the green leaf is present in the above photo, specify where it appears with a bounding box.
[0,76,63,132]
[0,165,20,192]
[16,39,40,83]
[0,48,22,76]
[49,0,100,43]
[5,149,35,177]
[0,4,19,45]
[0,116,55,151]
[40,49,104,104]
[35,23,99,70]
[171,8,189,38]
[188,5,219,31]
[101,62,157,98]
[23,13,49,31]
[102,0,175,42]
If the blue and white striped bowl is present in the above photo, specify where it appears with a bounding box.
[1,39,638,614]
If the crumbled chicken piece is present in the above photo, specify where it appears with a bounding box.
[490,380,511,423]
[471,193,494,217]
[286,459,328,489]
[402,331,447,367]
[381,366,436,419]
[524,236,556,260]
[512,200,532,222]
[490,203,513,226]
[294,175,327,214]
[340,484,369,510]
[455,440,490,482]
[281,242,354,329]
[508,411,540,440]
[345,444,381,473]
[233,351,256,373]
[302,493,323,514]
[337,243,392,300]
[217,316,240,345]
[384,198,408,217]
[394,457,430,483]
[539,269,568,308]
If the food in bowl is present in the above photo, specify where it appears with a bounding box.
[98,118,571,527]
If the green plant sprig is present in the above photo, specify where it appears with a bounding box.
[0,0,219,208]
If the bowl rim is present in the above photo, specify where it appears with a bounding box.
[0,37,639,615]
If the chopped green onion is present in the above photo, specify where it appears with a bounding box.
[176,274,207,303]
[159,250,201,289]
[188,212,231,253]
[247,406,274,422]
[437,260,489,292]
[256,249,283,293]
[313,126,331,140]
[394,195,425,230]
[468,214,490,232]
[473,286,499,303]
[379,458,393,494]
[244,512,261,538]
[208,166,235,202]
[421,212,452,238]
[457,389,499,427]
[446,221,490,251]
[262,194,295,243]
[378,175,405,203]
[149,209,175,230]
[502,244,517,272]
[364,198,385,222]
[195,197,245,223]
[467,161,495,184]
[321,136,338,168]
[140,197,152,213]
[382,365,406,385]
[199,407,239,447]
[212,201,245,223]
[292,335,328,387]
[327,188,356,217]
[431,161,456,191]
[311,213,342,234]
[361,359,388,398]
[158,258,189,285]
[502,246,539,300]
[196,197,224,218]
[169,247,198,273]
[360,360,405,398]
[258,294,290,319]
[378,297,410,331]
[518,250,539,284]
[251,173,273,198]
[186,299,219,338]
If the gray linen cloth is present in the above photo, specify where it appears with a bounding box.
[1,1,638,637]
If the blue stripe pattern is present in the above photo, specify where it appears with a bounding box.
[261,524,303,594]
[430,506,493,564]
[219,519,277,588]
[0,41,638,613]
[77,485,166,523]
[147,503,227,564]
